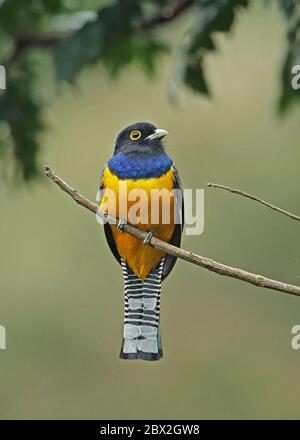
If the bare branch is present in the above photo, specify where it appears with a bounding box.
[12,32,68,60]
[44,166,300,298]
[139,0,194,31]
[207,183,300,222]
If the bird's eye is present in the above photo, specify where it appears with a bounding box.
[130,130,142,141]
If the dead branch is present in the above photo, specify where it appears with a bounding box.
[44,166,300,298]
[207,183,300,221]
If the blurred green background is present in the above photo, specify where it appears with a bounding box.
[1,1,300,419]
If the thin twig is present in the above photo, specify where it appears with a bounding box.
[44,166,300,298]
[207,183,300,222]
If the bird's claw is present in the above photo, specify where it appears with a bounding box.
[143,231,154,246]
[116,218,126,233]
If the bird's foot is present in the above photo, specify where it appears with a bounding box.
[116,218,127,233]
[143,231,154,246]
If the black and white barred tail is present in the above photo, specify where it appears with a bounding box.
[120,258,164,361]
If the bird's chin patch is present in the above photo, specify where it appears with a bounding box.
[121,142,162,156]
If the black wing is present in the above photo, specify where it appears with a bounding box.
[99,166,121,264]
[162,165,184,281]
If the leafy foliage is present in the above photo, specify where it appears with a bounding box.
[0,0,298,182]
[53,1,167,82]
[0,54,45,180]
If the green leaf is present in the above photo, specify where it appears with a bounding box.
[185,58,209,94]
[102,36,167,77]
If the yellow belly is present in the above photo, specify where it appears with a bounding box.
[100,167,175,280]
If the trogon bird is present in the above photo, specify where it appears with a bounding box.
[99,122,184,361]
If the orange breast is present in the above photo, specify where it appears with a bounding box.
[100,168,175,280]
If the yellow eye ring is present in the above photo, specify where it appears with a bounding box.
[130,130,142,141]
